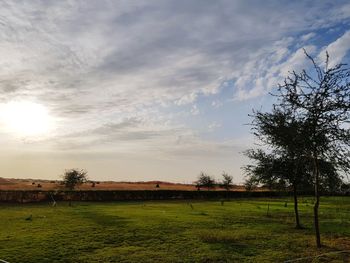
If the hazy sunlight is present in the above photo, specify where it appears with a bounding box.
[0,101,53,136]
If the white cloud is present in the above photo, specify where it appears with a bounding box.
[190,105,199,115]
[208,121,222,131]
[1,1,349,113]
[231,27,350,101]
[278,45,317,77]
[211,100,223,108]
[318,30,350,68]
[300,32,316,42]
[231,31,350,102]
[232,37,294,100]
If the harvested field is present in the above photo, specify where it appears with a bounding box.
[0,177,246,191]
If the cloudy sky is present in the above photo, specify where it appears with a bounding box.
[0,0,349,183]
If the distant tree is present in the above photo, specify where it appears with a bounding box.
[221,172,233,191]
[244,177,257,191]
[62,169,88,206]
[62,169,88,190]
[196,172,215,191]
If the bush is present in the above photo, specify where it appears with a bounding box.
[62,169,88,190]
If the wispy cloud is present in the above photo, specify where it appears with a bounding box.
[318,31,350,67]
[0,1,349,180]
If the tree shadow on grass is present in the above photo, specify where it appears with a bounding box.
[197,229,254,256]
[77,209,130,228]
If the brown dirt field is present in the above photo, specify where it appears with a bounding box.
[0,178,246,191]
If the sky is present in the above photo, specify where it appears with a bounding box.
[0,0,350,183]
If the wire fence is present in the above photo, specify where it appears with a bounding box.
[284,250,350,262]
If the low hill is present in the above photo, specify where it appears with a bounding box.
[0,177,14,185]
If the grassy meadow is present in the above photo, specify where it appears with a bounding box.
[0,197,349,262]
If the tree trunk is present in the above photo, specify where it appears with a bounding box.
[313,155,321,248]
[68,192,72,207]
[293,183,302,229]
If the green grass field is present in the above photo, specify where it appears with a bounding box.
[0,197,349,262]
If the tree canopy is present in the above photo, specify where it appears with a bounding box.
[62,169,88,190]
[244,51,350,246]
[221,172,233,191]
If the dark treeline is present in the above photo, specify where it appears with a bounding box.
[1,189,349,203]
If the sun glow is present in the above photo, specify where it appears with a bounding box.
[0,101,53,136]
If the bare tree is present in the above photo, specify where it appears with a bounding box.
[221,172,233,191]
